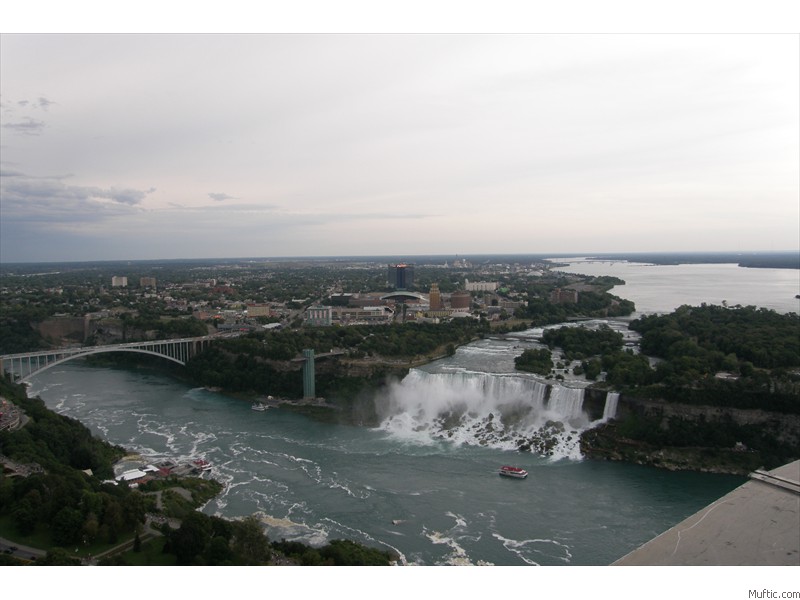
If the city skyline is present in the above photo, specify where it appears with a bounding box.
[1,33,798,263]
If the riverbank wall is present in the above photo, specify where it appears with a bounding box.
[580,391,800,475]
[612,394,800,447]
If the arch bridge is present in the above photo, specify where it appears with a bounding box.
[0,335,224,383]
[1,335,323,400]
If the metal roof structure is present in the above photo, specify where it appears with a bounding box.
[614,460,800,566]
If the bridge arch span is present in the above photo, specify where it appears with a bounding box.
[15,348,187,382]
[0,335,218,383]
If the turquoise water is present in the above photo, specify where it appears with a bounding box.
[27,354,744,566]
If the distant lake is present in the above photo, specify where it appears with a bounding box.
[550,258,800,316]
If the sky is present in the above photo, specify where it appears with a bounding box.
[1,28,798,262]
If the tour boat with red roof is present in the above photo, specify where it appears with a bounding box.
[193,459,212,472]
[499,465,528,479]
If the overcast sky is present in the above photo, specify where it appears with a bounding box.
[1,33,798,262]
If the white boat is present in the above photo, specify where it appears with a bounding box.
[499,465,528,479]
[251,402,268,411]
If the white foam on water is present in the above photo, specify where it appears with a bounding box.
[491,532,573,565]
[422,512,494,566]
[377,369,599,459]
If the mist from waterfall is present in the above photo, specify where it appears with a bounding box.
[377,369,595,460]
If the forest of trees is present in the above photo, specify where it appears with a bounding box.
[514,348,553,376]
[0,377,144,552]
[519,292,635,326]
[220,319,487,361]
[528,305,800,415]
[631,304,799,376]
[184,320,487,400]
[541,324,624,360]
[118,313,210,341]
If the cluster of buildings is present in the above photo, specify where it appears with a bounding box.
[4,258,577,347]
[303,264,526,327]
[306,301,395,326]
[111,457,213,488]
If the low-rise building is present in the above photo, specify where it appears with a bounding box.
[332,305,393,325]
[450,290,472,310]
[246,303,271,317]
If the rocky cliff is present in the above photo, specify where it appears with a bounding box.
[614,393,800,447]
[580,391,799,475]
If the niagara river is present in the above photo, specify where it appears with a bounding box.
[26,330,743,566]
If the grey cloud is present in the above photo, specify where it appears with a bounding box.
[1,97,56,136]
[208,192,236,202]
[91,186,154,205]
[3,117,45,135]
[36,97,56,110]
[0,171,155,225]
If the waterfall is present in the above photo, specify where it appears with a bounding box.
[547,386,585,420]
[377,369,591,459]
[602,392,619,422]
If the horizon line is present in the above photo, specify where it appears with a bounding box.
[1,249,799,267]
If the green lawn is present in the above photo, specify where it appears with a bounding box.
[114,537,177,566]
[0,513,137,559]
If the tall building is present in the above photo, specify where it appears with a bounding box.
[450,290,471,310]
[139,277,157,289]
[429,283,442,310]
[111,276,128,288]
[388,263,414,290]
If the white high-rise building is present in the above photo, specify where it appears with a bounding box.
[465,279,498,292]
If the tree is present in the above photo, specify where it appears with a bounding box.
[13,497,38,536]
[52,506,84,546]
[170,511,212,565]
[231,515,271,565]
[514,348,553,376]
